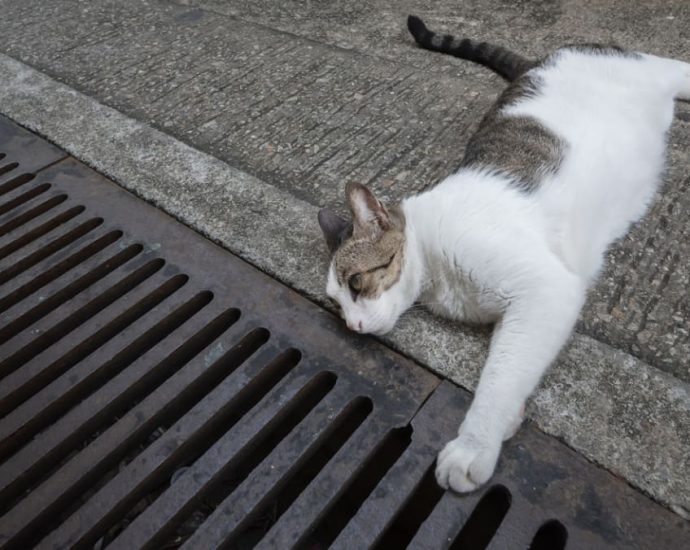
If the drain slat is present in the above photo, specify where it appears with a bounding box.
[0,233,132,328]
[0,173,35,196]
[0,304,241,509]
[253,396,376,549]
[0,205,86,261]
[368,461,445,550]
[0,214,102,282]
[0,182,51,216]
[333,384,469,549]
[0,227,126,312]
[404,386,487,549]
[0,193,69,239]
[29,332,289,550]
[0,198,80,248]
[267,424,413,550]
[332,449,433,548]
[0,275,199,455]
[1,327,272,550]
[111,369,346,550]
[450,485,511,549]
[0,210,99,274]
[1,244,145,346]
[0,257,168,385]
[0,162,19,178]
[485,506,545,550]
[410,490,482,548]
[175,381,358,550]
[0,197,91,268]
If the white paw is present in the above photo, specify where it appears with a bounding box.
[435,433,501,493]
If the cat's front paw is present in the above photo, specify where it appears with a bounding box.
[435,433,501,493]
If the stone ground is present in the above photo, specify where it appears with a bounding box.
[0,0,688,519]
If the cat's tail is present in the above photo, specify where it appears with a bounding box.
[407,15,534,81]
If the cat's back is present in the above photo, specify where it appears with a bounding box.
[461,46,673,189]
[458,45,680,279]
[507,46,675,140]
[460,45,676,202]
[511,47,679,278]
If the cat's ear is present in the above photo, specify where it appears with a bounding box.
[346,182,390,239]
[318,208,351,253]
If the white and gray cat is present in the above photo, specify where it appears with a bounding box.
[318,15,690,493]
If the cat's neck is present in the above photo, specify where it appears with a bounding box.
[400,171,518,324]
[397,204,429,303]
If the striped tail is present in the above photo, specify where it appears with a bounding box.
[407,15,534,81]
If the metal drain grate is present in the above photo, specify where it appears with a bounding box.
[0,115,687,549]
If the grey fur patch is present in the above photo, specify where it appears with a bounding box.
[460,72,566,192]
[562,43,640,58]
[456,44,638,192]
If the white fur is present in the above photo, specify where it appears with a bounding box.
[328,51,689,492]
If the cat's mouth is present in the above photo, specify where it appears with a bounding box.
[346,319,363,332]
[348,318,397,337]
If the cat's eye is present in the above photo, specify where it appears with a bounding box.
[371,254,396,272]
[348,273,362,294]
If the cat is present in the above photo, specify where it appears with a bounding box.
[317,14,690,493]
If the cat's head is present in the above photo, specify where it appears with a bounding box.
[318,182,409,335]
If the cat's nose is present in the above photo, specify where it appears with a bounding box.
[347,320,363,332]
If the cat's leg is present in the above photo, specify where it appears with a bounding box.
[436,262,586,493]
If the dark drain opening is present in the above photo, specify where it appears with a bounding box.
[0,182,51,215]
[0,263,180,403]
[0,231,126,316]
[529,519,568,550]
[227,394,373,549]
[0,173,35,195]
[0,204,86,260]
[0,307,241,513]
[3,329,271,549]
[0,161,19,176]
[373,460,444,549]
[143,370,339,549]
[0,214,102,283]
[0,235,135,338]
[450,485,511,549]
[0,255,165,370]
[71,345,306,549]
[299,424,414,549]
[3,283,210,442]
[0,272,198,453]
[0,194,68,239]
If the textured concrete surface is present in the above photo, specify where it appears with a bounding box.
[0,0,688,517]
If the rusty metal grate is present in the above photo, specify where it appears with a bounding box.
[0,114,687,549]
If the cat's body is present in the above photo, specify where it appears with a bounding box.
[318,15,690,493]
